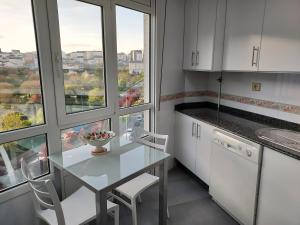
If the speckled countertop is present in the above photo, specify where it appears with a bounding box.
[175,102,300,160]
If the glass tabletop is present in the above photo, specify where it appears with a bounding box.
[48,137,170,192]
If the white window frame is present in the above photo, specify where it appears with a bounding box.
[47,0,117,127]
[0,0,60,201]
[112,0,156,135]
[47,0,156,133]
[0,0,156,200]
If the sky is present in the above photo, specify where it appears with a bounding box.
[0,0,146,54]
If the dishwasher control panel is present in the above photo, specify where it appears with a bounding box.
[213,130,261,164]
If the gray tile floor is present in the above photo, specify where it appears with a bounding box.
[106,166,240,225]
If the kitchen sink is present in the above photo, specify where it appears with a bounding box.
[256,128,300,152]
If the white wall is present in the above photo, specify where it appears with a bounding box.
[156,0,185,168]
[184,71,210,103]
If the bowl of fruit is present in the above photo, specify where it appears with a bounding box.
[83,130,116,155]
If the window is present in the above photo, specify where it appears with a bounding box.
[61,120,109,151]
[116,6,150,108]
[116,6,152,146]
[0,135,48,192]
[119,111,150,144]
[0,0,52,193]
[0,0,44,132]
[57,0,106,114]
[0,0,155,194]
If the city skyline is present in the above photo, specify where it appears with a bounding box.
[0,0,145,54]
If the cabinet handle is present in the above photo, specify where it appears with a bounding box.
[196,51,199,66]
[191,51,195,66]
[192,122,196,137]
[255,47,260,67]
[197,124,201,139]
[252,46,259,67]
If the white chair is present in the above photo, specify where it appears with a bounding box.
[111,130,169,225]
[21,159,119,225]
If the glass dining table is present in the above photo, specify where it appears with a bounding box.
[48,137,170,225]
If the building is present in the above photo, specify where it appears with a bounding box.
[129,50,143,62]
[129,62,144,75]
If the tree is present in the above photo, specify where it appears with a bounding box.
[87,88,105,107]
[0,111,32,132]
[95,68,104,83]
[118,79,127,92]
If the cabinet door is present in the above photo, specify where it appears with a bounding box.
[183,0,199,70]
[257,148,300,225]
[175,113,197,173]
[223,0,265,71]
[195,121,214,184]
[194,0,219,71]
[259,0,300,72]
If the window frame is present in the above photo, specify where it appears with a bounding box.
[0,0,60,199]
[0,0,156,199]
[112,0,156,135]
[47,0,117,127]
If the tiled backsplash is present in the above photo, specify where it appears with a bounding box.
[162,71,300,124]
[161,90,300,115]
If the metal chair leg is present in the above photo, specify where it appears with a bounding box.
[114,206,119,225]
[131,199,138,225]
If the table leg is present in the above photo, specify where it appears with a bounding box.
[53,166,62,200]
[96,191,108,225]
[159,159,168,225]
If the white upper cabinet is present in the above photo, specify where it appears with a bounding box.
[259,0,300,72]
[183,0,226,71]
[183,0,199,70]
[222,0,266,71]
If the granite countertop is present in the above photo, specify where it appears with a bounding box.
[175,102,300,160]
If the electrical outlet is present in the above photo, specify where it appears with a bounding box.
[252,82,261,92]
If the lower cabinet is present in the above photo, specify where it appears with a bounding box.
[195,121,214,185]
[175,112,197,173]
[175,112,213,184]
[257,147,300,225]
[175,112,300,224]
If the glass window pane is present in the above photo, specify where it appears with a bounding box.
[61,120,110,151]
[119,111,150,144]
[116,6,150,108]
[0,135,49,192]
[0,0,44,133]
[57,0,106,114]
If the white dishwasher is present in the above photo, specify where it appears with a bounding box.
[210,130,262,225]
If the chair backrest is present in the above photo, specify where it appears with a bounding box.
[135,130,169,153]
[21,159,66,225]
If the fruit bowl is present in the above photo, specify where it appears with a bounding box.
[83,131,115,155]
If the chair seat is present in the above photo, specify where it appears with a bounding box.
[39,186,117,225]
[116,173,159,199]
